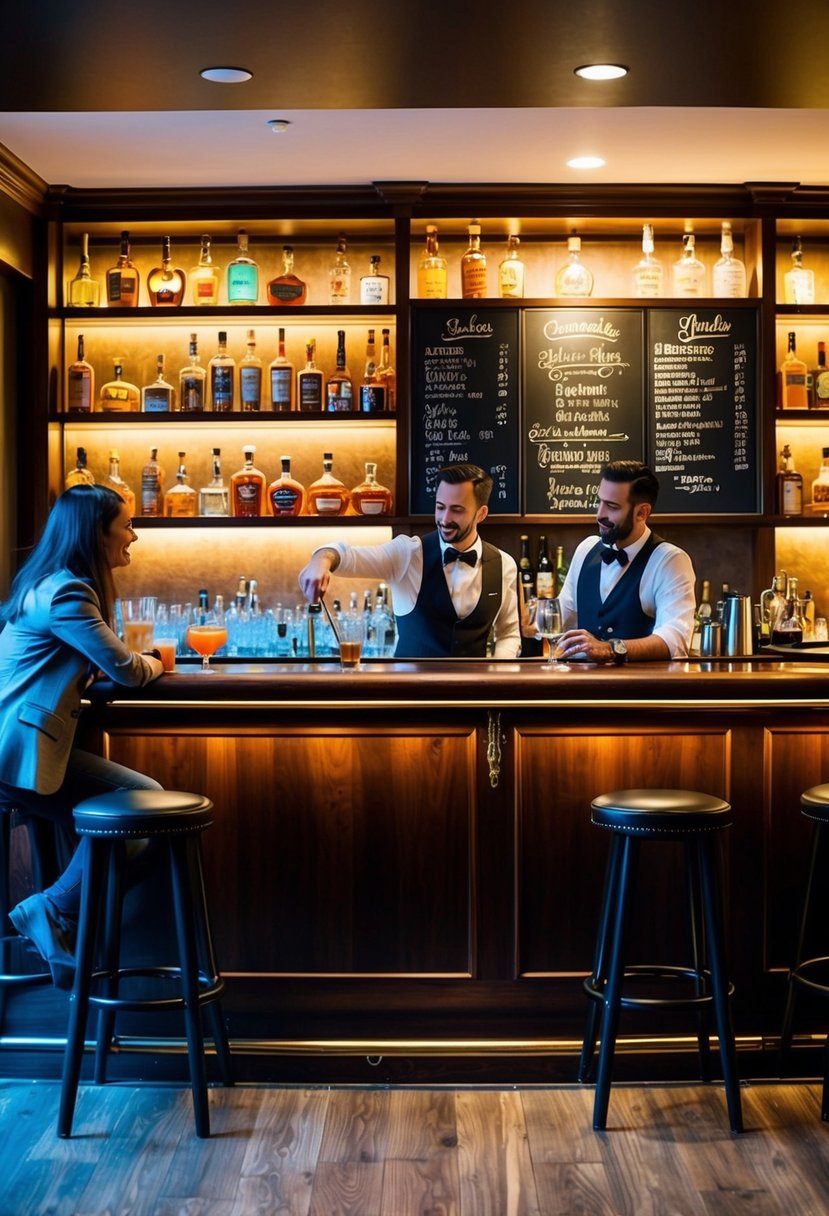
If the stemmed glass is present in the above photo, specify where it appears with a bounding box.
[185,617,228,674]
[536,597,569,672]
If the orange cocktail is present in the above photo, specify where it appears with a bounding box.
[186,624,228,672]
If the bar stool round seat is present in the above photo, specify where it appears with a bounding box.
[579,788,742,1134]
[58,789,233,1140]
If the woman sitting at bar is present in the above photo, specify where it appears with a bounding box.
[0,485,164,987]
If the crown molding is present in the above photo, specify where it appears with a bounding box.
[0,141,46,214]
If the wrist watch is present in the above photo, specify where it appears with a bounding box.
[610,638,628,665]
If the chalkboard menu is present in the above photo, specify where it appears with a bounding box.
[646,309,758,513]
[410,308,520,514]
[522,310,645,514]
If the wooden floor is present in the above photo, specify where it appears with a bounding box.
[1,1080,828,1214]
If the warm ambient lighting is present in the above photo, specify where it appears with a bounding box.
[567,156,606,169]
[200,66,253,84]
[574,63,628,81]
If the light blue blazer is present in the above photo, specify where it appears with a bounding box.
[0,571,162,795]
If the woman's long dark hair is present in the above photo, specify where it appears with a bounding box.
[0,485,125,625]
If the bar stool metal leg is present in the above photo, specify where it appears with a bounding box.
[686,841,713,1082]
[93,841,126,1085]
[187,840,233,1086]
[698,834,743,1133]
[780,820,825,1063]
[169,837,211,1138]
[578,834,624,1084]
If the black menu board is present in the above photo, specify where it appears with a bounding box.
[410,308,520,514]
[522,310,645,514]
[647,309,758,513]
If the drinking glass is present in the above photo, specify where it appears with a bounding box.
[338,615,364,669]
[120,597,157,653]
[536,597,568,672]
[185,618,228,673]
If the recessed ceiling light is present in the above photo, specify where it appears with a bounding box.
[200,66,253,84]
[567,156,606,170]
[574,63,628,81]
[267,119,291,133]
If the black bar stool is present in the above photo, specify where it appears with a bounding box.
[58,789,233,1139]
[578,788,742,1133]
[1,804,60,1030]
[779,783,829,1120]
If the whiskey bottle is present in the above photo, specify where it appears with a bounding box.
[239,328,263,411]
[417,224,447,298]
[164,453,198,517]
[359,255,390,305]
[359,359,387,414]
[712,221,747,297]
[103,449,136,516]
[209,331,235,412]
[198,448,230,517]
[190,234,220,306]
[783,236,815,305]
[179,333,206,412]
[350,462,392,515]
[329,232,351,304]
[518,534,535,606]
[307,451,351,516]
[536,535,554,598]
[106,231,140,307]
[267,455,306,517]
[147,236,186,307]
[297,340,324,410]
[267,245,307,306]
[555,233,594,297]
[141,353,177,412]
[65,446,95,489]
[777,331,809,410]
[99,361,140,411]
[498,234,525,299]
[632,224,663,298]
[810,341,829,408]
[269,326,295,411]
[67,334,94,413]
[227,229,259,305]
[811,447,829,511]
[776,445,803,516]
[326,330,353,411]
[67,232,101,307]
[139,447,164,517]
[461,220,488,298]
[230,445,267,517]
[671,233,706,297]
[377,328,396,411]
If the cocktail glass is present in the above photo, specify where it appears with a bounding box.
[536,598,569,672]
[186,622,228,673]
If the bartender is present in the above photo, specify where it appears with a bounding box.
[554,460,696,664]
[298,463,521,658]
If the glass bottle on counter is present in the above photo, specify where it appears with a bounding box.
[139,447,164,517]
[712,221,747,297]
[810,342,829,408]
[760,572,788,642]
[360,255,389,305]
[377,328,396,411]
[227,229,259,305]
[103,449,135,516]
[269,327,295,411]
[147,236,186,307]
[164,453,198,517]
[179,333,206,412]
[65,446,95,489]
[461,220,488,298]
[811,447,829,512]
[329,232,351,304]
[777,332,809,410]
[536,535,554,598]
[297,339,324,411]
[326,330,354,412]
[773,581,804,647]
[351,462,393,515]
[555,233,593,297]
[141,353,176,412]
[199,448,230,517]
[783,236,815,305]
[267,455,306,517]
[671,233,706,297]
[690,578,712,654]
[554,545,569,596]
[518,535,534,606]
[230,445,267,517]
[632,224,663,298]
[417,224,447,298]
[307,451,351,516]
[498,234,525,299]
[802,590,816,640]
[267,244,307,306]
[239,329,263,411]
[67,232,101,307]
[209,331,235,412]
[99,361,140,411]
[67,334,94,413]
[776,444,803,516]
[106,230,139,307]
[190,234,220,306]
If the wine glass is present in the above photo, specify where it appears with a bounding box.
[536,597,568,672]
[185,620,228,673]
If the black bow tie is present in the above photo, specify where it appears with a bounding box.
[443,547,477,567]
[601,546,629,567]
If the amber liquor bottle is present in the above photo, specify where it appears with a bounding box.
[307,452,351,516]
[230,445,267,517]
[139,447,164,516]
[461,220,488,298]
[269,327,295,411]
[106,231,140,307]
[297,340,324,411]
[267,456,306,517]
[350,462,392,515]
[267,245,307,305]
[67,334,94,413]
[147,236,186,307]
[65,446,95,489]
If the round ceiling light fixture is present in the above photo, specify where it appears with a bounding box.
[267,119,292,133]
[200,66,253,84]
[574,63,628,81]
[567,155,606,170]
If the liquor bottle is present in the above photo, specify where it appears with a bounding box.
[712,222,747,297]
[67,232,101,307]
[802,590,816,640]
[773,594,804,647]
[498,234,525,298]
[297,340,324,410]
[776,444,803,516]
[106,231,140,307]
[359,360,386,413]
[554,545,569,596]
[65,446,95,489]
[632,224,663,298]
[760,572,788,641]
[671,233,706,297]
[103,449,136,516]
[811,447,829,511]
[326,330,354,412]
[417,224,448,298]
[461,220,488,298]
[269,326,295,411]
[810,341,829,408]
[307,451,351,516]
[329,232,351,304]
[239,328,263,411]
[198,448,230,517]
[267,244,307,306]
[190,234,220,306]
[209,330,235,412]
[139,447,164,517]
[783,236,815,305]
[351,462,393,515]
[377,328,396,412]
[147,236,186,307]
[555,233,594,297]
[360,255,390,305]
[536,535,554,598]
[230,445,267,517]
[267,455,306,517]
[67,334,94,413]
[179,333,206,412]
[163,453,198,517]
[518,534,534,605]
[690,578,712,654]
[777,331,809,410]
[141,353,177,412]
[227,229,259,305]
[99,361,140,411]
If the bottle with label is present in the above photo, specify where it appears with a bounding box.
[810,342,829,408]
[417,224,448,298]
[106,231,139,307]
[103,449,136,516]
[360,255,390,305]
[518,534,535,606]
[671,233,706,296]
[230,445,267,517]
[376,328,397,412]
[190,234,220,306]
[461,220,488,298]
[498,234,525,298]
[326,330,353,412]
[198,448,230,517]
[712,221,747,297]
[99,361,140,411]
[139,447,164,517]
[147,236,186,307]
[269,327,295,411]
[163,453,198,517]
[783,236,815,305]
[65,446,95,489]
[351,462,393,515]
[239,329,263,411]
[359,361,386,414]
[67,232,101,307]
[811,447,829,511]
[632,223,663,298]
[179,333,206,412]
[536,535,554,598]
[209,331,235,412]
[773,591,804,647]
[307,451,351,516]
[267,245,307,306]
[777,331,809,410]
[267,455,306,517]
[776,444,804,516]
[67,334,94,412]
[690,578,713,654]
[329,232,351,304]
[555,233,594,297]
[227,229,259,305]
[554,545,569,596]
[760,572,789,641]
[802,590,816,640]
[141,353,177,412]
[297,340,324,410]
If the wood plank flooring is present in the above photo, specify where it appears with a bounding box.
[0,1080,827,1215]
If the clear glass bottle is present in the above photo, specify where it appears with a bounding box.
[811,341,829,408]
[326,330,353,411]
[773,593,804,647]
[377,327,396,412]
[147,236,186,306]
[139,447,164,517]
[712,222,747,297]
[99,361,140,411]
[777,331,809,410]
[776,444,803,516]
[239,328,263,411]
[351,462,393,515]
[498,234,525,298]
[267,455,306,517]
[190,234,220,306]
[554,233,594,297]
[103,449,136,516]
[67,334,94,413]
[632,223,663,298]
[106,230,139,307]
[329,232,351,304]
[269,326,295,411]
[536,535,553,598]
[199,448,230,517]
[461,220,488,298]
[783,236,815,305]
[360,255,390,305]
[307,451,351,516]
[67,232,101,307]
[164,453,198,517]
[267,244,307,305]
[297,339,324,410]
[811,446,829,511]
[690,578,712,654]
[518,534,534,606]
[179,332,206,412]
[671,233,706,297]
[230,445,267,517]
[227,229,259,305]
[417,224,447,298]
[141,353,177,412]
[209,330,236,412]
[65,446,95,489]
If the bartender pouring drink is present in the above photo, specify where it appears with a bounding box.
[298,463,521,658]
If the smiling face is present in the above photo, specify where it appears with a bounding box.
[595,478,650,548]
[103,501,137,569]
[435,479,488,551]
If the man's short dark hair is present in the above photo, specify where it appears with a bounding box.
[600,460,659,507]
[436,463,493,509]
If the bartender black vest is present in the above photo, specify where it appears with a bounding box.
[576,532,665,641]
[395,531,503,658]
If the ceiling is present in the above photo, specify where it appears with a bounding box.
[2,0,829,192]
